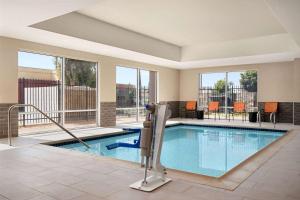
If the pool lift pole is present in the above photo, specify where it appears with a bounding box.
[130,103,172,192]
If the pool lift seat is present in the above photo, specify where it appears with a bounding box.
[106,128,141,150]
[130,103,172,192]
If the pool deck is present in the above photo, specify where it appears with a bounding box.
[0,119,299,200]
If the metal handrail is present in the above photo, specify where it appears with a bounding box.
[8,104,90,148]
[257,111,262,127]
[270,112,276,128]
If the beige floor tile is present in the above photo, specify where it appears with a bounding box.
[105,188,150,200]
[162,179,193,193]
[27,194,57,200]
[147,188,202,200]
[71,180,122,198]
[0,121,299,200]
[14,175,54,188]
[70,193,105,200]
[34,169,85,186]
[0,195,8,200]
[236,187,288,200]
[0,183,42,200]
[35,183,84,200]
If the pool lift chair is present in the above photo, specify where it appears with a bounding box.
[106,128,141,150]
[130,103,172,192]
[106,103,172,191]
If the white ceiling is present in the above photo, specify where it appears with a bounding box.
[0,0,99,28]
[79,0,286,46]
[1,0,300,69]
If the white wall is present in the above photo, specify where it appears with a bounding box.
[179,61,297,102]
[0,36,180,104]
[294,58,300,102]
[0,38,18,103]
[1,36,298,106]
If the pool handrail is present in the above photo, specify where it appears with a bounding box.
[8,104,90,148]
[257,111,262,127]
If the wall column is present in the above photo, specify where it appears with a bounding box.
[99,59,116,127]
[294,58,300,125]
[0,37,18,138]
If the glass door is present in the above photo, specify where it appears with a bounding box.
[227,71,257,120]
[138,70,157,120]
[199,71,257,120]
[199,73,227,119]
[18,51,63,134]
[116,66,138,123]
[64,58,98,129]
[18,51,99,134]
[116,66,157,124]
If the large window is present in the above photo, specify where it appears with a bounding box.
[18,51,98,134]
[116,66,157,123]
[64,58,97,128]
[199,71,257,120]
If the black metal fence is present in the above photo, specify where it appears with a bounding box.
[18,78,96,126]
[199,86,257,113]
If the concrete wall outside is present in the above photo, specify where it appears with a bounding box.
[18,66,58,80]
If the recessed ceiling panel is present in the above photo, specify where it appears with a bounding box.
[79,0,286,46]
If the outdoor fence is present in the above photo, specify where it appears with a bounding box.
[18,78,96,126]
[199,86,257,113]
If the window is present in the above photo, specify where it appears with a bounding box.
[116,66,157,123]
[18,51,98,134]
[199,71,257,120]
[64,58,98,128]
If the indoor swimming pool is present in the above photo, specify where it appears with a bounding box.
[54,124,286,177]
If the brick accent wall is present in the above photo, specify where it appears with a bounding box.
[258,102,293,123]
[179,101,197,118]
[178,101,197,118]
[100,102,116,127]
[278,102,293,123]
[0,103,18,138]
[179,101,186,118]
[160,101,180,118]
[294,103,300,125]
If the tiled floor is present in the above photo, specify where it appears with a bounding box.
[0,144,13,151]
[0,119,299,200]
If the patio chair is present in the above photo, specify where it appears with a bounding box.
[229,102,246,121]
[263,102,278,127]
[207,101,220,120]
[185,101,197,118]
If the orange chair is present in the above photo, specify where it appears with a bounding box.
[264,102,278,113]
[264,102,278,126]
[207,101,220,120]
[185,101,197,118]
[229,102,246,121]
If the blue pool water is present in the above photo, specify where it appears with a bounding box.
[55,125,285,177]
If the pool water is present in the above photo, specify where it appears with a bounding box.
[55,125,285,177]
